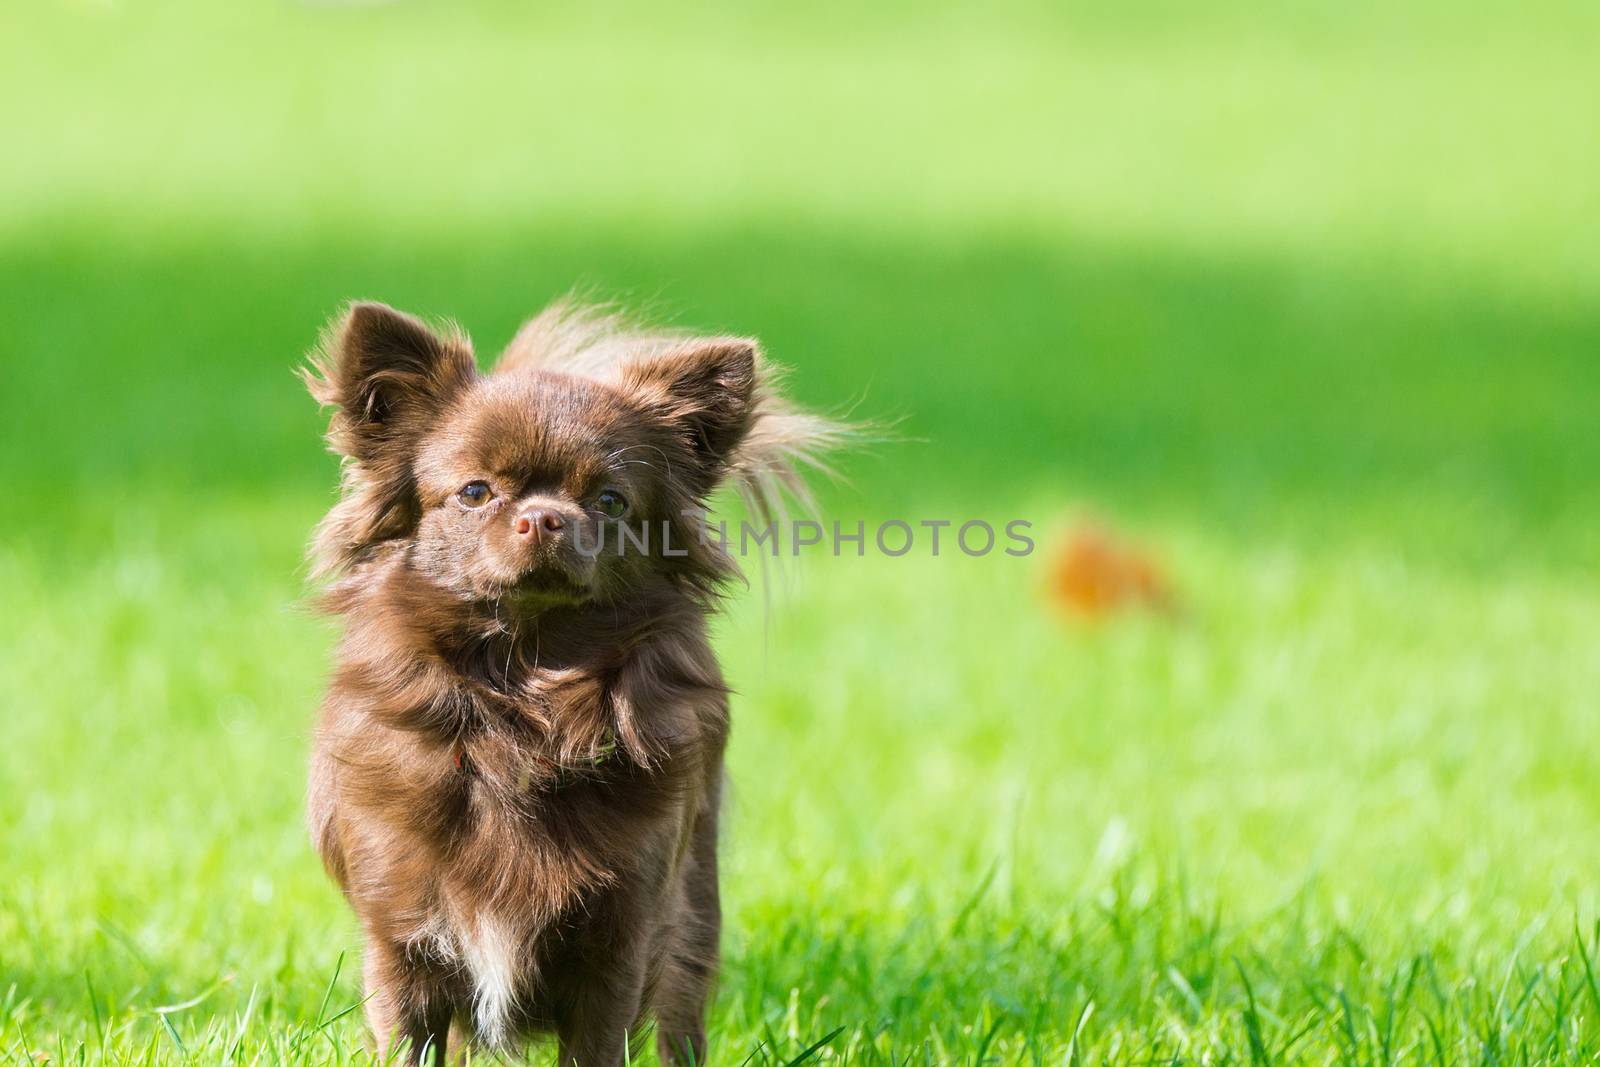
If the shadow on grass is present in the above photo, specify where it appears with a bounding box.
[2,221,1595,562]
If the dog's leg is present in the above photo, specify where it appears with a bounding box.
[652,917,717,1065]
[653,786,722,1066]
[550,921,649,1067]
[363,942,454,1067]
[553,948,648,1067]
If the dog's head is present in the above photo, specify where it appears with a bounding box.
[305,301,833,614]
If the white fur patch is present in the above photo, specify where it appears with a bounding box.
[404,912,459,966]
[460,912,519,1048]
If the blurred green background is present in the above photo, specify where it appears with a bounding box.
[2,1,1598,1063]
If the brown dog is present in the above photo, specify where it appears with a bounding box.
[302,301,837,1066]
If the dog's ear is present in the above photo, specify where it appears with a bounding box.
[303,303,477,575]
[623,338,757,485]
[304,302,477,463]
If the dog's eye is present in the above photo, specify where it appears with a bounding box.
[457,481,493,508]
[595,490,628,519]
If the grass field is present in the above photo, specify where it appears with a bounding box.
[3,1,1599,1063]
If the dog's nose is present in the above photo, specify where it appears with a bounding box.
[515,508,565,545]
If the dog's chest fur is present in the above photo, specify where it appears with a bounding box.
[310,626,723,1045]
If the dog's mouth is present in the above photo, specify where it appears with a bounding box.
[503,564,593,608]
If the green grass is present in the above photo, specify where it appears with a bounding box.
[3,0,1599,1063]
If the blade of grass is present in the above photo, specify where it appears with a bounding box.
[83,971,103,1047]
[783,1026,846,1067]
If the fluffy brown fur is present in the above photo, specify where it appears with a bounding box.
[302,300,838,1067]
